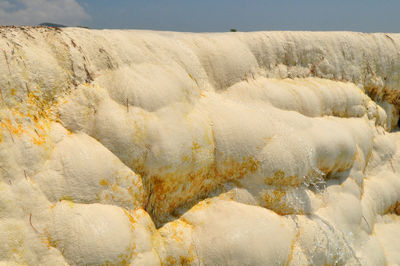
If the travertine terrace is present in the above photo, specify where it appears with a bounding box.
[1,26,400,265]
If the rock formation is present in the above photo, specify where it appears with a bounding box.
[0,26,400,265]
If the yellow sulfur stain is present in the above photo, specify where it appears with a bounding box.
[261,188,300,216]
[41,236,52,250]
[99,179,109,186]
[122,208,137,231]
[146,156,260,225]
[264,171,302,187]
[285,229,301,266]
[385,201,400,216]
[166,256,177,265]
[192,142,200,151]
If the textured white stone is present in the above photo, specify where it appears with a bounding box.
[0,26,400,265]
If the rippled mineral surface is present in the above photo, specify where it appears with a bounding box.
[1,27,400,265]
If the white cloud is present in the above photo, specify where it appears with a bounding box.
[0,0,90,26]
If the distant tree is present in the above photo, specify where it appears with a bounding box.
[39,23,90,29]
[39,22,66,28]
[230,29,237,32]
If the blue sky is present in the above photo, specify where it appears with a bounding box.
[0,0,399,32]
[79,0,400,32]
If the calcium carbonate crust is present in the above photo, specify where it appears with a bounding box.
[0,26,400,265]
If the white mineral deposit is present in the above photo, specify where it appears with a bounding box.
[0,26,400,265]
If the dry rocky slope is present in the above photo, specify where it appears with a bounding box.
[0,26,400,265]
